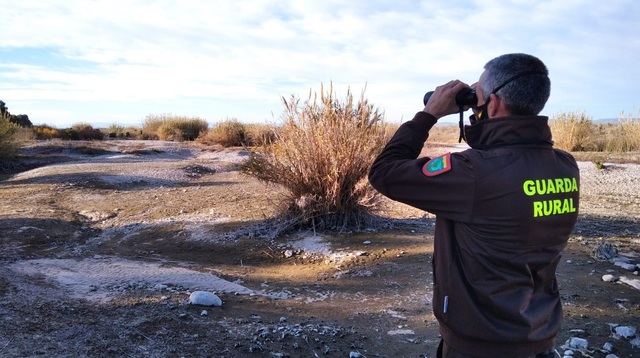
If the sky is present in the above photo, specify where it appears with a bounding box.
[1,0,638,128]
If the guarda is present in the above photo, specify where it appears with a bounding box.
[522,177,578,218]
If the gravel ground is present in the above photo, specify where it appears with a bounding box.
[0,141,639,358]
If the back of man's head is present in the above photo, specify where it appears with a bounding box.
[481,53,550,116]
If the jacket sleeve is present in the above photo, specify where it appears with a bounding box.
[368,112,476,221]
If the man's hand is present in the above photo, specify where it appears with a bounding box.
[423,80,470,119]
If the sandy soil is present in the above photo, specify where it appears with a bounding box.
[0,140,639,358]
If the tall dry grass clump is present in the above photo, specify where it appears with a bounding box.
[245,123,277,147]
[142,114,208,141]
[608,109,640,152]
[198,118,247,147]
[242,83,388,232]
[549,111,595,151]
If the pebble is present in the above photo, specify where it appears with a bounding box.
[349,352,363,358]
[188,291,222,307]
[602,342,614,352]
[200,310,208,316]
[602,274,617,282]
[565,337,588,350]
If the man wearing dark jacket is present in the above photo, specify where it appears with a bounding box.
[368,53,579,358]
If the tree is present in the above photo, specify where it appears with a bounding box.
[0,100,7,117]
[10,114,32,127]
[1,100,33,127]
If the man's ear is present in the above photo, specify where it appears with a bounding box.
[488,93,508,118]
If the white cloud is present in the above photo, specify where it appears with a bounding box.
[0,0,638,126]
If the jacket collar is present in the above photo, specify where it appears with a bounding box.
[464,115,553,150]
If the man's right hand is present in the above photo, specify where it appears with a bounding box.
[423,80,470,119]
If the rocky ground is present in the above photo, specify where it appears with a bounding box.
[0,140,639,358]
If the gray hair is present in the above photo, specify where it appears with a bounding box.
[479,53,550,115]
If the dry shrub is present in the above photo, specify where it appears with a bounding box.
[157,124,184,141]
[71,123,104,140]
[198,118,247,147]
[32,125,60,140]
[13,127,36,141]
[142,114,208,141]
[245,123,276,147]
[549,111,594,151]
[427,124,460,144]
[609,109,640,152]
[242,83,388,232]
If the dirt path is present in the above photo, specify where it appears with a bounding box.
[1,140,639,357]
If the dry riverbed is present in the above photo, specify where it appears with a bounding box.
[1,140,639,357]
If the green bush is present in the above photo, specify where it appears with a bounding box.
[0,113,20,162]
[58,123,103,140]
[106,123,126,138]
[73,123,104,140]
[242,82,387,232]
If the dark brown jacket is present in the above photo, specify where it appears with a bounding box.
[369,112,580,358]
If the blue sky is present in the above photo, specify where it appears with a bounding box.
[1,0,638,128]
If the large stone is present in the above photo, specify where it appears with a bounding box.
[188,291,222,307]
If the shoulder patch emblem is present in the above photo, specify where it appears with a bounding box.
[422,153,452,177]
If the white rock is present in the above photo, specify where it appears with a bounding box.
[188,291,222,307]
[387,329,415,336]
[154,283,168,290]
[563,350,574,356]
[619,276,640,290]
[602,342,614,352]
[350,352,363,358]
[631,337,640,348]
[200,310,208,316]
[605,355,619,358]
[566,337,588,350]
[363,240,371,245]
[602,274,617,282]
[613,325,636,339]
[614,261,637,271]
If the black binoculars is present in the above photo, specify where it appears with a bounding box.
[423,87,477,108]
